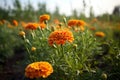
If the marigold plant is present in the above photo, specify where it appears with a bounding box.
[48,29,74,46]
[25,61,53,79]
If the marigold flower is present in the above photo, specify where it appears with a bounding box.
[76,20,86,27]
[68,19,77,27]
[40,14,50,22]
[25,61,53,79]
[31,47,36,51]
[95,32,105,37]
[25,23,39,30]
[13,20,18,26]
[39,22,46,29]
[19,31,25,37]
[48,29,74,46]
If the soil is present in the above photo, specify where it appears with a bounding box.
[0,50,26,80]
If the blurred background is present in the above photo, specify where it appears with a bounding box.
[0,0,120,22]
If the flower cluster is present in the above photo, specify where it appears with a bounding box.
[48,29,74,46]
[25,61,53,79]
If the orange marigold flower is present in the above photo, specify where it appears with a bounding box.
[19,31,25,37]
[68,19,77,27]
[48,29,74,46]
[40,14,50,22]
[95,32,105,37]
[25,61,53,79]
[13,20,18,26]
[77,20,86,27]
[39,22,46,29]
[25,23,39,30]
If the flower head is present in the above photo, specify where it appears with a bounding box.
[48,29,74,46]
[95,32,105,37]
[13,20,18,26]
[68,19,78,27]
[76,20,86,27]
[40,14,50,22]
[25,23,39,30]
[25,61,53,79]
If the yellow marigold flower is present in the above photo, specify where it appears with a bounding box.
[39,22,46,29]
[31,47,36,51]
[40,14,50,22]
[48,29,74,46]
[25,23,39,30]
[19,31,25,37]
[77,20,86,27]
[95,32,105,37]
[13,20,18,26]
[25,61,53,79]
[68,19,77,27]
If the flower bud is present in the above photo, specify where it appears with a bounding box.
[31,47,36,52]
[19,31,25,37]
[101,73,107,80]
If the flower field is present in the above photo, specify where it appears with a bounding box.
[0,0,120,80]
[0,13,120,80]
